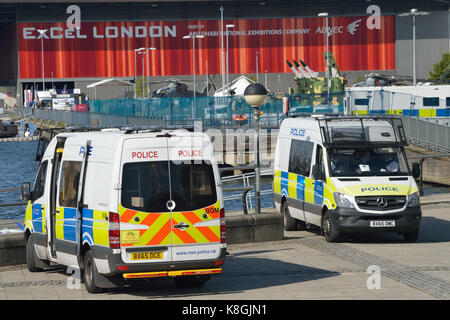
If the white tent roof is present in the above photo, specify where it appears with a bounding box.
[214,75,255,97]
[87,78,134,88]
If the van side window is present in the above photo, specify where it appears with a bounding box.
[288,139,314,177]
[315,145,325,180]
[59,161,82,208]
[33,160,48,199]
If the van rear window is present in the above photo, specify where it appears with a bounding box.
[121,161,217,212]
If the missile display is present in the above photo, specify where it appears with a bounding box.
[292,60,310,78]
[300,59,318,78]
[286,60,304,78]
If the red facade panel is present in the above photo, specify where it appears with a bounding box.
[18,15,395,79]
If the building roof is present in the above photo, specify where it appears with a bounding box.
[86,78,134,88]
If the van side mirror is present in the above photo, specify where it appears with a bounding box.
[20,182,32,202]
[412,162,421,179]
[312,164,321,180]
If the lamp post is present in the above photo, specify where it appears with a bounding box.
[134,47,145,99]
[138,50,147,98]
[244,83,268,214]
[183,34,204,119]
[220,6,225,90]
[145,47,156,98]
[37,29,48,91]
[318,12,330,105]
[256,51,260,82]
[399,9,430,86]
[226,24,235,94]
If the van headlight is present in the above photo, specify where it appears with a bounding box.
[407,192,420,207]
[333,192,354,209]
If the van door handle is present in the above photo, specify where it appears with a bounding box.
[173,222,190,231]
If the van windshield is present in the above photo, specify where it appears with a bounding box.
[121,161,217,212]
[328,147,410,177]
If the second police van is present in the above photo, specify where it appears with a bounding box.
[274,115,422,242]
[21,127,226,293]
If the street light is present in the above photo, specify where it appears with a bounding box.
[37,29,48,91]
[399,8,430,86]
[138,50,147,98]
[183,34,204,119]
[244,83,268,214]
[256,51,260,82]
[145,47,156,98]
[220,6,225,90]
[226,24,235,94]
[134,47,145,99]
[318,12,330,105]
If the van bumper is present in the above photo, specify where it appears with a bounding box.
[91,246,227,276]
[329,206,422,233]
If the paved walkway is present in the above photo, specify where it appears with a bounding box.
[0,202,449,300]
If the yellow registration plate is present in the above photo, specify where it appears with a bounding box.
[130,252,163,261]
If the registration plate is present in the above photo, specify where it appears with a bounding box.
[370,220,395,227]
[130,252,163,261]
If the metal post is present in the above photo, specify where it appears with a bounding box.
[413,14,416,86]
[193,36,196,101]
[141,53,145,98]
[134,50,136,99]
[325,16,330,106]
[220,6,225,90]
[146,49,150,98]
[41,37,45,91]
[256,52,259,83]
[226,27,229,89]
[254,106,261,214]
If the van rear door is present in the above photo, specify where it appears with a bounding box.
[120,136,174,264]
[168,135,222,262]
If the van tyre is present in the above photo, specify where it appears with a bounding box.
[174,275,211,287]
[322,211,340,242]
[83,250,103,293]
[403,229,419,243]
[26,234,43,272]
[282,201,297,231]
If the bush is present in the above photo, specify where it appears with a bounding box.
[428,52,450,82]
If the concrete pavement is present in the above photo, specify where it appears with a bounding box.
[0,202,449,300]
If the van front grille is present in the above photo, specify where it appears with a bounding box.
[355,196,406,211]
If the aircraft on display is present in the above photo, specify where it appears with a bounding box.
[150,76,217,98]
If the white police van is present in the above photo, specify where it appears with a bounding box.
[273,115,422,242]
[21,127,226,292]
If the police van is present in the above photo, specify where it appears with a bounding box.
[20,127,226,293]
[274,115,422,242]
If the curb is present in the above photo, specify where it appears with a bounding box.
[0,213,284,267]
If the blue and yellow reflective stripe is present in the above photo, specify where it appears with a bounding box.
[274,170,326,207]
[353,108,449,117]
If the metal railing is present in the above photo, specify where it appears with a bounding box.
[220,165,273,214]
[402,116,450,153]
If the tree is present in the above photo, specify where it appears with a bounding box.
[428,52,450,82]
[135,76,151,98]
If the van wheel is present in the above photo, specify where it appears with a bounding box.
[322,212,340,242]
[26,234,43,272]
[174,275,211,287]
[281,201,297,231]
[83,250,103,293]
[403,229,419,243]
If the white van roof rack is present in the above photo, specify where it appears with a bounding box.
[317,115,408,148]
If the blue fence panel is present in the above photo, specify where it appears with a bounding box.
[90,92,345,121]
